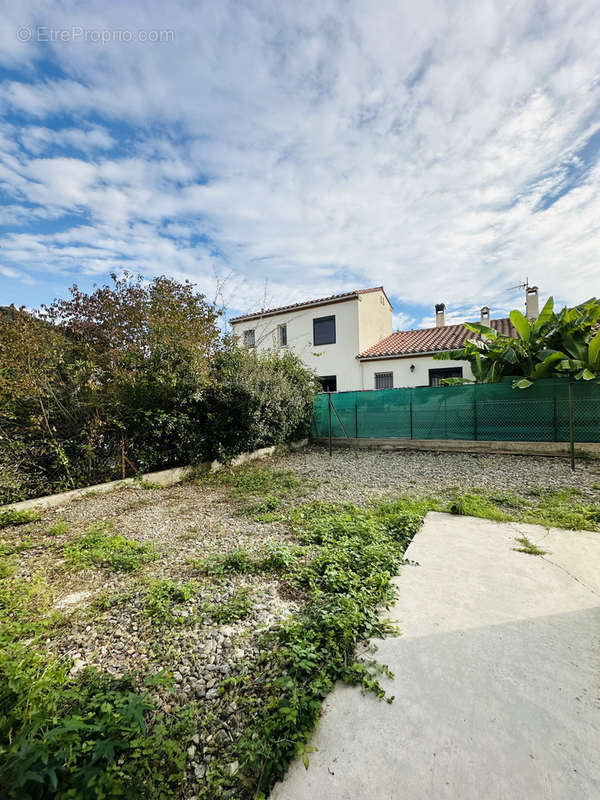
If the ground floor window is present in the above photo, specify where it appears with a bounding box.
[428,367,463,387]
[375,371,393,390]
[318,375,337,392]
[243,329,255,348]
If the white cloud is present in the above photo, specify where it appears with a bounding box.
[0,0,599,321]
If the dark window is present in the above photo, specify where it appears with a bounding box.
[318,375,337,392]
[375,372,393,390]
[278,324,287,346]
[313,315,336,345]
[243,329,255,347]
[428,367,462,387]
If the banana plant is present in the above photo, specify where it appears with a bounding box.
[434,296,600,388]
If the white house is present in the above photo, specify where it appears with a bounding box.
[230,286,537,391]
[230,287,393,392]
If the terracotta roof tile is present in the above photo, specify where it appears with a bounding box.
[229,286,390,323]
[358,318,516,359]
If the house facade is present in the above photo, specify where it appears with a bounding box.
[230,287,393,392]
[230,286,532,391]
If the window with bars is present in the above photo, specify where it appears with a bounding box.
[278,324,287,346]
[375,372,393,390]
[243,329,255,348]
[428,367,462,387]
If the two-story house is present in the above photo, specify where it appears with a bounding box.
[230,287,393,392]
[230,285,535,391]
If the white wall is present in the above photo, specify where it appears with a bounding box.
[360,355,474,390]
[231,298,363,391]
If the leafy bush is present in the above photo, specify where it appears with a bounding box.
[199,344,318,461]
[1,279,317,504]
[64,523,159,572]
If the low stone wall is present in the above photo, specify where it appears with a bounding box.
[311,437,600,459]
[1,439,309,514]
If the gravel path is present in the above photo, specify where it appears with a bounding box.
[279,445,600,503]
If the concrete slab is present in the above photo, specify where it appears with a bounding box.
[271,512,600,800]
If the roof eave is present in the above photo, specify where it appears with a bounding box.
[229,292,360,324]
[357,348,460,361]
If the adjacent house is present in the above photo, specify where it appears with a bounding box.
[230,285,535,391]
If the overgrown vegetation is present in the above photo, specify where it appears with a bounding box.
[193,499,423,798]
[0,508,41,529]
[435,295,600,387]
[0,274,318,504]
[0,563,196,799]
[1,458,598,800]
[64,522,159,572]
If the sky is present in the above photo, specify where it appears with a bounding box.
[0,0,599,330]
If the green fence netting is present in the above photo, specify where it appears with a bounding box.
[311,379,600,443]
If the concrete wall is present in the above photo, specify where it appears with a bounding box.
[312,437,600,459]
[360,355,474,390]
[231,297,364,391]
[1,440,309,514]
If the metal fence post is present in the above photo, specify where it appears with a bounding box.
[354,395,358,439]
[409,398,413,439]
[553,392,558,442]
[568,383,575,471]
[473,386,478,441]
[328,392,332,457]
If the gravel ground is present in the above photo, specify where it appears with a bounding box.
[3,445,600,797]
[278,445,600,503]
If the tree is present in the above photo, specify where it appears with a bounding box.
[434,297,600,388]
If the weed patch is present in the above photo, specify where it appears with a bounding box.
[47,520,70,536]
[64,522,159,572]
[0,509,41,529]
[195,499,424,798]
[205,587,254,623]
[145,578,199,624]
[513,536,548,555]
[195,465,301,499]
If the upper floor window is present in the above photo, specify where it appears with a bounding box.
[375,372,393,390]
[313,315,336,345]
[278,324,287,347]
[243,329,255,348]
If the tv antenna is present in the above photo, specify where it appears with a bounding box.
[508,277,529,292]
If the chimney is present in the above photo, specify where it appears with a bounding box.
[435,302,446,327]
[480,305,490,325]
[526,286,539,320]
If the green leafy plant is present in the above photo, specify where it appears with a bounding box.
[434,296,600,387]
[145,578,199,624]
[64,522,159,572]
